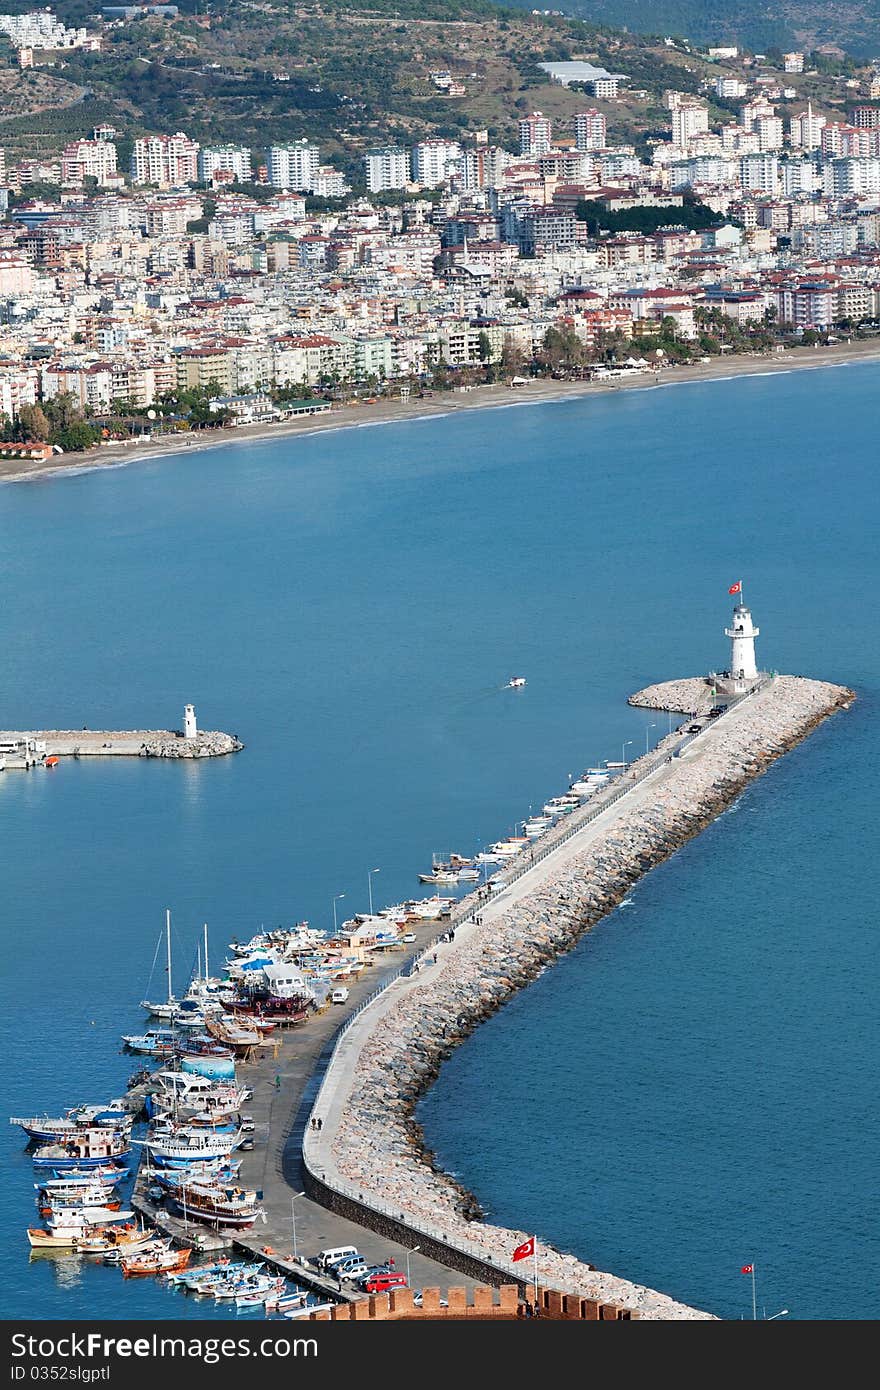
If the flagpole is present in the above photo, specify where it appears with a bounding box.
[533,1236,538,1312]
[752,1263,757,1322]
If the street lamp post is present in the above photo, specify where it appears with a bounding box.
[622,740,633,767]
[332,893,345,934]
[645,723,656,755]
[766,1309,789,1320]
[368,867,380,916]
[406,1244,420,1288]
[290,1190,305,1263]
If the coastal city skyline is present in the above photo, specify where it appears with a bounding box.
[2,9,880,469]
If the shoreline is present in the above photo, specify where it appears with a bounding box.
[3,337,880,486]
[302,675,853,1319]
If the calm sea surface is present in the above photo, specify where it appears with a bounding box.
[1,362,877,1320]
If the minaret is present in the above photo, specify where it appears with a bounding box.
[184,703,198,739]
[724,603,759,681]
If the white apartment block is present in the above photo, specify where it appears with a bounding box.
[741,98,776,131]
[671,102,709,148]
[197,146,253,184]
[715,77,748,99]
[312,166,350,198]
[0,11,88,48]
[780,158,822,195]
[756,116,785,151]
[721,123,760,153]
[364,147,409,193]
[267,142,321,191]
[462,145,510,190]
[669,156,736,188]
[411,140,462,188]
[0,368,39,419]
[740,152,780,193]
[61,139,118,187]
[519,112,553,155]
[789,108,826,150]
[823,157,880,196]
[574,110,607,150]
[783,52,804,73]
[131,133,199,187]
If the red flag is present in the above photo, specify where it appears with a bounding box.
[728,581,742,595]
[512,1236,535,1262]
[741,1264,753,1274]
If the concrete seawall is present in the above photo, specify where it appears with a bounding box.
[302,674,852,1320]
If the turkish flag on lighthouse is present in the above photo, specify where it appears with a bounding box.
[728,581,742,595]
[512,1236,535,1262]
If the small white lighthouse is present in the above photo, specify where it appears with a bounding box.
[724,603,760,685]
[184,703,198,739]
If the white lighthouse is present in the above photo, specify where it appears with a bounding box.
[724,602,760,687]
[184,703,198,739]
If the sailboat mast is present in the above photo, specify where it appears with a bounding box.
[165,908,173,1004]
[203,923,209,981]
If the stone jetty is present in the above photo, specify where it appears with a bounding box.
[0,728,243,760]
[305,675,852,1320]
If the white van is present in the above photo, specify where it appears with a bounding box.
[317,1246,359,1272]
[331,987,349,1004]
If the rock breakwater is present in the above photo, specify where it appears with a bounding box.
[309,676,852,1320]
[628,676,718,714]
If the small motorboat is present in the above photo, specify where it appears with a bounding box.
[506,677,526,688]
[45,756,59,768]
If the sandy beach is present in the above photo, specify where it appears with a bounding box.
[3,336,879,485]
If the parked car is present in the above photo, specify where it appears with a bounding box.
[362,1271,407,1294]
[337,1258,369,1280]
[330,987,349,1004]
[687,723,702,734]
[401,932,417,943]
[316,1246,359,1272]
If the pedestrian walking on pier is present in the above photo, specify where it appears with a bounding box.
[275,1074,282,1091]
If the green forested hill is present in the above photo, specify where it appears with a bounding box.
[502,0,880,61]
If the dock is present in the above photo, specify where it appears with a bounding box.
[0,726,242,768]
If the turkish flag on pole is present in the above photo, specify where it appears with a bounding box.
[728,581,742,595]
[512,1236,535,1262]
[741,1264,754,1274]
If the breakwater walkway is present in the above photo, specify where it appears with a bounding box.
[0,728,242,765]
[300,674,852,1319]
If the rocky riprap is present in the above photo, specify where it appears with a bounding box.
[628,676,720,714]
[320,676,852,1320]
[140,731,243,757]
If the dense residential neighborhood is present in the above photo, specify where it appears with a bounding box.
[1,10,880,448]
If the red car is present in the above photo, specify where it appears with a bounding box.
[363,1271,408,1294]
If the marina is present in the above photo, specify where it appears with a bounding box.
[6,600,852,1319]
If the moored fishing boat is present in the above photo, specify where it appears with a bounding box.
[156,1173,265,1228]
[121,1241,191,1278]
[121,1029,178,1057]
[140,1124,243,1167]
[75,1226,155,1256]
[32,1128,130,1170]
[11,1106,132,1145]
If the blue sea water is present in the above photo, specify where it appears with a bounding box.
[0,361,877,1321]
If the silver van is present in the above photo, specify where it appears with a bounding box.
[317,1246,359,1272]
